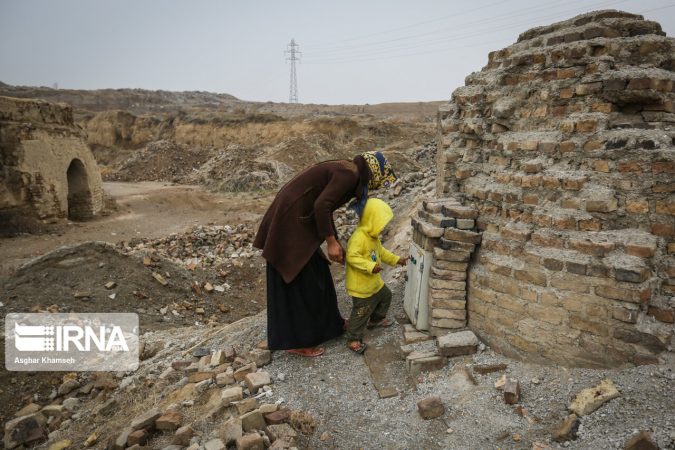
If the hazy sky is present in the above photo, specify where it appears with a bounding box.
[1,0,673,104]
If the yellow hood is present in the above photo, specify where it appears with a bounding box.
[360,198,393,238]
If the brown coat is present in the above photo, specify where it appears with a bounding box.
[253,157,369,283]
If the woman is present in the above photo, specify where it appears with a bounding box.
[253,151,397,357]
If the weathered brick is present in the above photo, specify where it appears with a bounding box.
[559,141,576,153]
[576,119,598,132]
[625,243,656,258]
[569,239,615,257]
[441,205,478,219]
[647,306,674,323]
[531,230,564,248]
[579,219,602,231]
[431,309,467,320]
[592,102,615,113]
[655,200,675,215]
[431,299,467,310]
[593,160,610,172]
[569,314,609,336]
[528,303,568,325]
[626,199,650,214]
[583,140,603,151]
[443,228,482,244]
[550,273,590,293]
[651,223,674,237]
[595,285,639,303]
[652,161,675,174]
[612,306,639,323]
[543,258,564,271]
[615,267,649,283]
[514,268,547,286]
[586,198,618,213]
[618,161,643,172]
[567,262,587,275]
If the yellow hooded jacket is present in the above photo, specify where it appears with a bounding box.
[345,198,400,298]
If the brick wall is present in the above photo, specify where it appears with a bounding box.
[435,10,674,367]
[0,96,103,220]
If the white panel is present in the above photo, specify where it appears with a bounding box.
[403,243,433,331]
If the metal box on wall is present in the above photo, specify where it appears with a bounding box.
[403,242,432,331]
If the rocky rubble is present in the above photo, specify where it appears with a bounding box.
[118,224,260,271]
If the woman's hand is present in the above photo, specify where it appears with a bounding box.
[397,256,408,266]
[372,264,382,273]
[326,235,344,264]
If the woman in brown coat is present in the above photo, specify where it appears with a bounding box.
[253,151,397,356]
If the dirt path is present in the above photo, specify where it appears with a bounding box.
[0,182,273,275]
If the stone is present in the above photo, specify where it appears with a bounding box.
[245,372,272,394]
[15,403,41,417]
[266,423,298,446]
[155,410,182,431]
[241,410,267,432]
[210,350,226,366]
[48,439,72,450]
[495,374,507,390]
[216,369,236,386]
[42,404,65,417]
[407,352,447,376]
[236,433,264,450]
[96,398,118,416]
[472,363,507,375]
[3,412,47,449]
[264,409,291,425]
[437,330,479,357]
[417,396,445,419]
[569,379,620,416]
[127,429,148,446]
[247,349,272,366]
[234,363,257,382]
[104,281,116,289]
[204,438,226,450]
[221,386,244,405]
[553,414,579,442]
[269,439,293,450]
[259,403,278,414]
[503,379,520,404]
[58,379,80,396]
[188,371,214,383]
[404,331,432,344]
[172,425,195,446]
[217,417,243,444]
[130,407,162,430]
[624,430,658,450]
[113,428,133,450]
[84,433,97,447]
[62,398,80,412]
[236,397,259,415]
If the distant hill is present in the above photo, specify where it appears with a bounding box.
[0,83,240,113]
[0,82,444,120]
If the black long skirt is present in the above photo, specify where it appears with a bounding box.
[266,250,344,350]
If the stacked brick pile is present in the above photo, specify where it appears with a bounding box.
[435,10,674,367]
[411,198,481,335]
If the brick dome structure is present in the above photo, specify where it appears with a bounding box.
[422,10,673,367]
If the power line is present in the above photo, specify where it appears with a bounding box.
[302,0,509,50]
[285,38,301,103]
[302,0,632,64]
[302,0,605,56]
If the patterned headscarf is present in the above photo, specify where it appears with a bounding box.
[350,151,397,217]
[362,151,397,190]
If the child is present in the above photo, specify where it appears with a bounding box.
[345,198,406,353]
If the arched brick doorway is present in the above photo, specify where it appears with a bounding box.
[66,159,93,220]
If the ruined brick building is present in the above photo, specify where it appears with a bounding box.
[0,96,103,222]
[408,10,674,367]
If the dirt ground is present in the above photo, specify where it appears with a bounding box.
[0,181,271,427]
[0,182,273,276]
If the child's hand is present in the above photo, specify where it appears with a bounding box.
[397,256,408,266]
[372,264,382,273]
